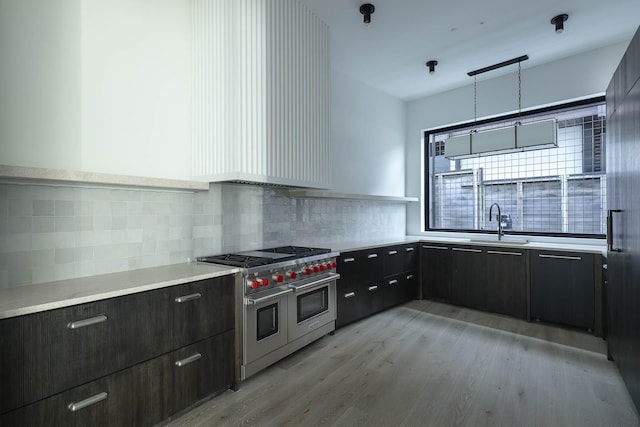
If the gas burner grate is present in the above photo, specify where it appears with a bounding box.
[263,246,331,256]
[198,254,273,268]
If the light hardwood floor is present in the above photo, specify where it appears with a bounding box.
[167,300,639,427]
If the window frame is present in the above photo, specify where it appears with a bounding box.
[422,95,606,239]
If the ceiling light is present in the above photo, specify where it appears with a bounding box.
[359,4,375,25]
[426,60,438,75]
[551,14,569,34]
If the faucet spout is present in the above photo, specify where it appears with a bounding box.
[489,203,503,240]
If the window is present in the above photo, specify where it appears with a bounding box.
[424,98,606,237]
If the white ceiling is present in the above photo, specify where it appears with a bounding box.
[301,0,640,101]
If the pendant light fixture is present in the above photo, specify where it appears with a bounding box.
[359,4,375,25]
[444,55,558,159]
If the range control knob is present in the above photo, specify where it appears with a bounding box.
[319,264,326,271]
[287,271,298,279]
[326,263,333,270]
[313,265,319,273]
[251,280,260,289]
[273,274,284,283]
[332,261,337,269]
[261,278,269,287]
[305,267,312,275]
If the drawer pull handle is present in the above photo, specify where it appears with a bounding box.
[388,280,398,285]
[344,292,356,299]
[368,285,378,292]
[175,352,202,367]
[407,275,415,280]
[422,245,448,250]
[367,254,378,259]
[343,257,355,263]
[67,315,108,329]
[68,392,108,412]
[538,254,582,261]
[175,293,202,303]
[388,250,398,255]
[487,250,522,256]
[452,247,482,253]
[405,247,415,252]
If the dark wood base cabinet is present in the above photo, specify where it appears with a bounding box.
[530,250,595,330]
[423,244,527,320]
[0,275,235,426]
[1,332,233,427]
[336,243,417,328]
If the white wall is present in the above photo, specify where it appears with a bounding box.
[405,42,628,235]
[81,0,192,180]
[331,69,406,196]
[0,0,192,181]
[0,0,81,170]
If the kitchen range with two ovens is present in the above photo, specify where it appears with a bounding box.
[199,246,339,379]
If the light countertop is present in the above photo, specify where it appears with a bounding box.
[0,263,238,319]
[321,235,606,256]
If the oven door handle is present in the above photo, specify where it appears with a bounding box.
[245,288,293,305]
[288,273,341,292]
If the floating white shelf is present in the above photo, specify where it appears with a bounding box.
[287,189,418,203]
[0,165,210,191]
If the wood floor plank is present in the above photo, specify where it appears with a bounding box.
[166,300,639,427]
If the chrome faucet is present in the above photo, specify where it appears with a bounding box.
[489,203,503,240]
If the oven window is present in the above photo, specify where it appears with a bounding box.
[256,303,278,341]
[297,287,329,322]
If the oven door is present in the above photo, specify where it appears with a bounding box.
[244,287,291,364]
[287,273,339,342]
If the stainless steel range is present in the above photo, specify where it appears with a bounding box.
[198,246,340,379]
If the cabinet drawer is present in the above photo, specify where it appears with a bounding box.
[2,332,234,427]
[163,276,235,349]
[382,272,417,308]
[336,286,366,328]
[337,251,360,284]
[0,317,24,414]
[2,362,136,427]
[383,244,417,276]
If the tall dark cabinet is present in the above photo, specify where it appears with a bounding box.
[606,25,640,413]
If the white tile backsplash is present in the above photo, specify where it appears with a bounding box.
[0,181,406,287]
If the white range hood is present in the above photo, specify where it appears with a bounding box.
[191,0,331,189]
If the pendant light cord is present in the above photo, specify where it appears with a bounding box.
[473,75,477,128]
[517,62,522,124]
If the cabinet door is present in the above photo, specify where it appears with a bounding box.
[451,246,486,309]
[531,251,595,329]
[0,317,23,414]
[421,244,452,301]
[485,248,527,319]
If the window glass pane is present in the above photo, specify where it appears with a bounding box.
[425,100,606,236]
